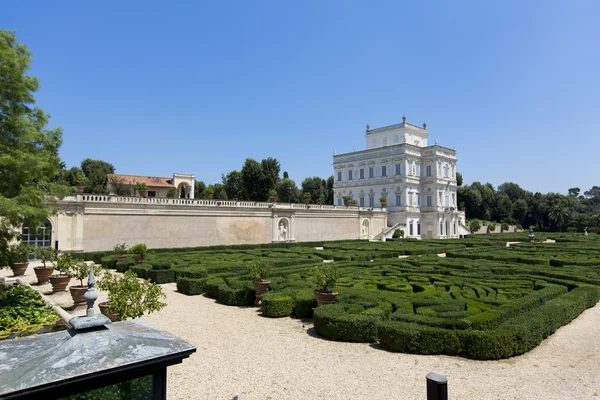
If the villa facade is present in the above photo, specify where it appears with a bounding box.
[333,117,467,239]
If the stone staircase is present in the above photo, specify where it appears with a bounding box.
[371,222,404,241]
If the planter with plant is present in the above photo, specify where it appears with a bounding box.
[342,195,352,207]
[6,243,32,277]
[302,192,311,205]
[206,186,215,199]
[246,260,272,301]
[268,189,278,203]
[49,253,73,292]
[72,170,89,194]
[33,247,58,284]
[135,182,149,198]
[314,263,338,305]
[97,270,167,322]
[113,242,128,261]
[68,259,94,305]
[379,196,387,208]
[351,199,358,207]
[128,243,147,264]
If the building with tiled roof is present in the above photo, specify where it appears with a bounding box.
[106,173,195,198]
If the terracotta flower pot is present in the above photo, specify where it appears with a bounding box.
[133,256,144,264]
[33,266,54,284]
[314,290,338,306]
[303,198,310,205]
[380,202,387,208]
[49,275,70,292]
[69,285,88,305]
[11,262,29,277]
[117,255,126,261]
[253,280,271,296]
[99,301,118,322]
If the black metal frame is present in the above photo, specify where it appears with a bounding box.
[3,350,194,400]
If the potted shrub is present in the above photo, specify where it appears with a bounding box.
[97,270,167,322]
[379,196,387,208]
[206,186,215,199]
[302,192,311,205]
[49,253,73,292]
[351,199,358,207]
[128,243,147,264]
[72,170,89,194]
[342,195,352,207]
[246,259,272,300]
[113,242,128,261]
[268,189,278,203]
[68,259,92,306]
[135,182,149,198]
[34,247,58,284]
[7,243,32,277]
[314,264,338,305]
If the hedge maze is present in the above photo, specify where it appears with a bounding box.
[92,233,600,360]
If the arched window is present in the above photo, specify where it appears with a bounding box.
[21,220,52,250]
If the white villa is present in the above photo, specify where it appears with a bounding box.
[106,173,195,198]
[332,116,468,239]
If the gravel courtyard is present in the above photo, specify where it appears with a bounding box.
[4,263,600,399]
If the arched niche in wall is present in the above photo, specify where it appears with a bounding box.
[361,219,370,239]
[277,218,290,242]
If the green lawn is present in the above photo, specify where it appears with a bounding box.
[88,232,600,359]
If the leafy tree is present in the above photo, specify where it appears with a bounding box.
[325,175,334,205]
[301,176,327,204]
[222,170,245,200]
[584,186,600,199]
[468,219,482,233]
[283,171,289,179]
[493,192,512,222]
[261,157,281,190]
[547,201,570,232]
[80,158,115,193]
[0,30,69,266]
[512,199,528,223]
[568,187,581,197]
[194,180,206,198]
[275,178,301,203]
[498,182,528,202]
[241,158,268,201]
[212,183,228,200]
[108,175,131,195]
[456,172,463,186]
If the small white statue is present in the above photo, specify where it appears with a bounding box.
[279,222,287,241]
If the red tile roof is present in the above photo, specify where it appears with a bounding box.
[107,174,173,188]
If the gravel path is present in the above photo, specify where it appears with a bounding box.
[3,263,600,399]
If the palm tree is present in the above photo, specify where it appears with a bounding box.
[547,204,570,232]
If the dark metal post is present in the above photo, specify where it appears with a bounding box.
[426,372,448,400]
[152,368,167,400]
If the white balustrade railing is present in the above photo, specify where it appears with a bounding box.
[64,194,386,212]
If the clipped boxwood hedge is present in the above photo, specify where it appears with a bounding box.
[313,304,381,342]
[262,292,294,318]
[176,277,206,295]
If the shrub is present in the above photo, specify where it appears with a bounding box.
[98,270,166,321]
[313,304,380,342]
[392,229,404,239]
[293,290,317,318]
[129,264,151,279]
[204,278,224,299]
[128,243,148,259]
[262,292,294,318]
[166,187,178,199]
[177,277,206,295]
[115,260,134,273]
[218,283,255,306]
[314,264,338,292]
[151,262,171,271]
[113,242,128,255]
[146,269,176,284]
[101,255,118,269]
[35,247,58,268]
[246,259,272,281]
[468,219,482,233]
[378,321,461,355]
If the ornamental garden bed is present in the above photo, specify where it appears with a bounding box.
[0,284,66,340]
[77,233,600,359]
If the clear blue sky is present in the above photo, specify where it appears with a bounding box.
[4,1,599,194]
